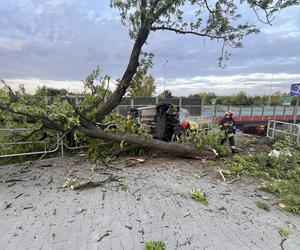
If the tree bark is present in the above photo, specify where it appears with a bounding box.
[80,127,206,158]
[96,27,150,122]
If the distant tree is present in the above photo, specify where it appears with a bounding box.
[202,92,217,105]
[188,93,200,98]
[291,97,298,106]
[128,75,156,97]
[251,96,263,106]
[270,91,284,106]
[35,86,67,96]
[190,91,298,106]
[142,75,156,97]
[159,90,173,98]
[218,95,232,106]
[231,91,249,106]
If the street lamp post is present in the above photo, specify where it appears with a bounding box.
[268,73,274,106]
[163,60,168,99]
[268,70,283,106]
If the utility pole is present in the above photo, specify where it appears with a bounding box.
[163,60,168,99]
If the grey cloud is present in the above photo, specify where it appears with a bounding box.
[0,1,131,80]
[0,1,299,96]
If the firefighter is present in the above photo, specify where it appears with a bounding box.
[181,120,199,133]
[219,111,237,153]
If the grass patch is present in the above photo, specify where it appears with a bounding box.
[145,240,166,250]
[120,184,128,192]
[280,227,289,237]
[62,178,76,188]
[256,200,270,211]
[75,208,86,214]
[189,188,208,205]
[250,137,261,145]
[229,140,300,214]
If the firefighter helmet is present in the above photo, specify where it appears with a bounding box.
[225,110,233,118]
[181,121,189,129]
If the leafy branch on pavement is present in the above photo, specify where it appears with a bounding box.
[228,140,300,214]
[189,188,208,205]
[145,240,166,250]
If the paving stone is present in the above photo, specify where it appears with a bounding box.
[1,156,300,250]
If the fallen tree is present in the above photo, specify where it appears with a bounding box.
[80,127,205,158]
[0,1,298,159]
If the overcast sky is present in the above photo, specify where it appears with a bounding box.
[0,0,299,96]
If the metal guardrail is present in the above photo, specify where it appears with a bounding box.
[267,120,300,142]
[1,119,299,158]
[0,128,61,158]
[63,142,110,150]
[0,128,112,159]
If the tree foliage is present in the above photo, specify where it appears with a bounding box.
[110,0,298,63]
[229,140,300,214]
[0,71,110,160]
[0,0,298,161]
[97,0,298,121]
[82,65,111,97]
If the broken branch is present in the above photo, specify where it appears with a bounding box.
[1,178,27,183]
[70,176,121,191]
[218,170,226,182]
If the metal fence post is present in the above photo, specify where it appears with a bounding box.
[214,105,217,117]
[60,134,64,158]
[294,97,299,124]
[272,121,276,138]
[267,120,270,137]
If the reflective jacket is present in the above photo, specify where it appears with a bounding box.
[219,118,236,135]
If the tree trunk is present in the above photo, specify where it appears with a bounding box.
[80,127,206,158]
[96,27,150,122]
